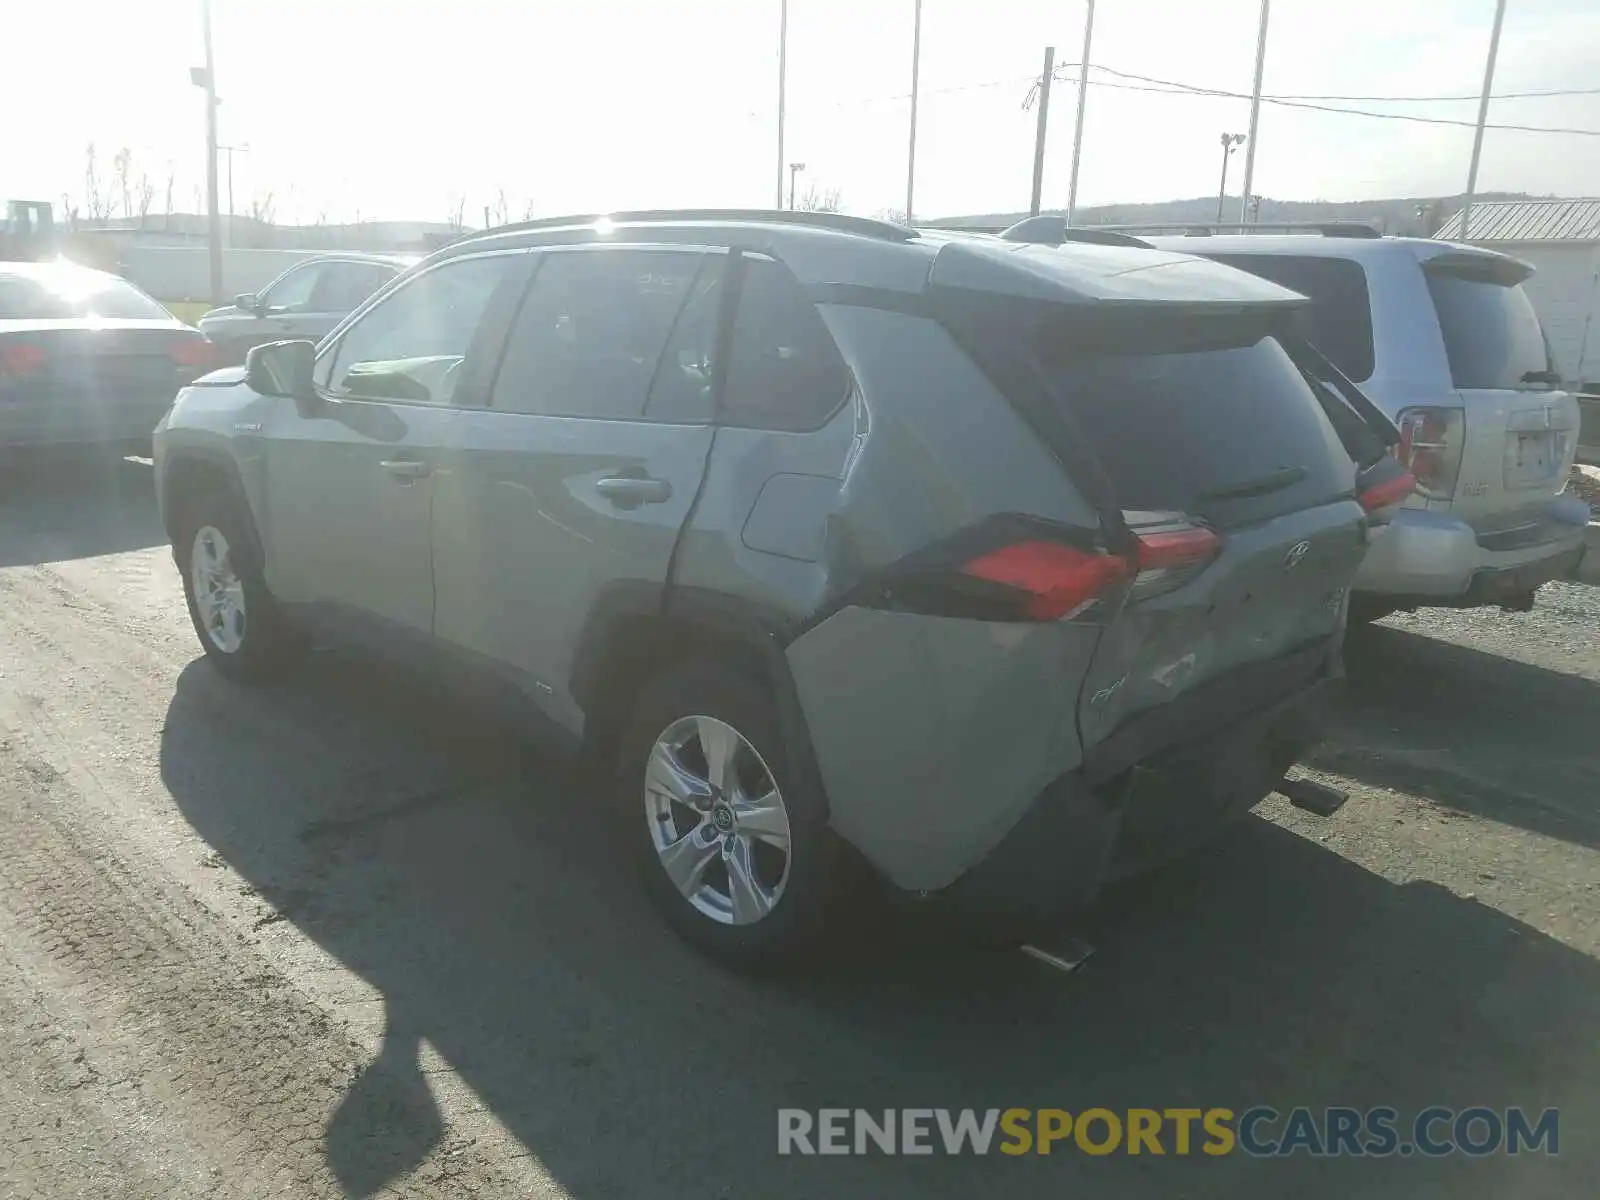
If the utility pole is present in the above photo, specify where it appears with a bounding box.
[193,0,223,304]
[1217,133,1246,222]
[776,0,789,209]
[1065,0,1096,225]
[219,143,248,245]
[905,0,922,224]
[1237,0,1270,224]
[1461,0,1509,241]
[788,162,806,210]
[1029,46,1055,218]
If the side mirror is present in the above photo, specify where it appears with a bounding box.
[245,340,319,409]
[233,292,260,312]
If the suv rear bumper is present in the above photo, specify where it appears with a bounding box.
[930,657,1338,924]
[1353,495,1589,600]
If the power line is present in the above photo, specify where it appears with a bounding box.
[1047,65,1600,137]
[1091,64,1600,104]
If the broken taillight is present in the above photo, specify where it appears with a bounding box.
[959,539,1131,621]
[1394,406,1464,500]
[1122,513,1222,602]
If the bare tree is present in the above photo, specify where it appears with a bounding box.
[134,172,155,228]
[162,164,176,231]
[446,195,467,232]
[84,143,112,222]
[489,187,510,227]
[796,182,843,213]
[248,191,276,225]
[520,199,538,221]
[876,206,908,225]
[113,147,135,220]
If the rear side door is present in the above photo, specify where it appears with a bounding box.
[1418,254,1581,528]
[430,243,723,734]
[262,250,527,638]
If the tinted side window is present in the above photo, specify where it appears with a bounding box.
[491,249,704,419]
[1425,271,1551,390]
[327,254,514,405]
[721,258,850,431]
[311,262,393,311]
[644,259,725,423]
[1208,254,1375,383]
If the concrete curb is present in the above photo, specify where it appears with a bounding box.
[1577,523,1600,586]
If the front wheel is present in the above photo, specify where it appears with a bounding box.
[619,664,841,968]
[175,491,305,681]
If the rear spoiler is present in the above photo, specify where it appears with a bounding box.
[1420,248,1534,288]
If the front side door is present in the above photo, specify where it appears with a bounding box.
[263,250,528,639]
[431,244,724,733]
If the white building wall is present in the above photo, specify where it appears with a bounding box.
[1509,242,1600,386]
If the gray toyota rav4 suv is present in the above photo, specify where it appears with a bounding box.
[153,210,1395,965]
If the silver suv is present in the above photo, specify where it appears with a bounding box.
[1141,227,1589,619]
[154,210,1387,965]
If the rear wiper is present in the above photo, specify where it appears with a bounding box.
[1198,465,1307,502]
[1520,369,1562,385]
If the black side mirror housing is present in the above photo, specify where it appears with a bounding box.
[245,340,320,411]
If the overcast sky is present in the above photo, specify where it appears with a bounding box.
[6,0,1599,224]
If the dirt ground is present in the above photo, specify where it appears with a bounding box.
[0,455,1595,1198]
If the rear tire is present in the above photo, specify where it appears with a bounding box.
[618,663,841,969]
[174,489,305,681]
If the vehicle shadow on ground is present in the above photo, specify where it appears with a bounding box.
[1312,622,1600,849]
[0,452,165,569]
[159,651,1597,1199]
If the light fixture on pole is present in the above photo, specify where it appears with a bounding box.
[1216,132,1246,222]
[788,162,806,210]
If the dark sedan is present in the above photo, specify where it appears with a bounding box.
[1,261,215,452]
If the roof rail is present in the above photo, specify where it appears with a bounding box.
[1104,221,1384,239]
[473,208,917,243]
[999,215,1154,249]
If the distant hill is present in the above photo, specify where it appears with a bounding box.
[923,192,1540,237]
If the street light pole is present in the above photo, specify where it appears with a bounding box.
[195,0,223,304]
[905,0,922,224]
[776,0,788,209]
[1237,0,1270,224]
[1064,0,1096,225]
[788,162,806,210]
[219,143,248,245]
[1217,133,1245,222]
[1461,0,1509,241]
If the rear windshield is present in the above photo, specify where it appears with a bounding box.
[0,270,170,321]
[1040,334,1353,526]
[1425,270,1551,390]
[1207,254,1375,382]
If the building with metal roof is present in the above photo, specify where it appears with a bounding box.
[1435,199,1600,397]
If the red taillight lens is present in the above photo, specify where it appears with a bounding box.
[1123,515,1222,601]
[1359,468,1416,512]
[959,540,1130,621]
[0,341,47,378]
[169,338,215,369]
[1394,406,1464,500]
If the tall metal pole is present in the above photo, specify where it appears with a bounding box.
[1029,46,1055,218]
[1237,0,1270,224]
[1461,0,1509,241]
[200,0,223,303]
[776,0,788,209]
[1064,0,1096,225]
[905,0,922,224]
[1217,134,1242,221]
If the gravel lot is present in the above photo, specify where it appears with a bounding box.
[0,455,1595,1198]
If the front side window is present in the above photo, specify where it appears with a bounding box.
[491,248,708,419]
[326,254,515,405]
[310,262,396,313]
[260,262,326,313]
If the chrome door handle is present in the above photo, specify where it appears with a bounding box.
[379,459,432,481]
[594,475,672,507]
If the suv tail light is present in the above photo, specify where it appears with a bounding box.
[960,540,1130,621]
[169,338,215,370]
[1358,461,1417,514]
[0,341,47,380]
[1122,513,1222,602]
[1394,406,1464,499]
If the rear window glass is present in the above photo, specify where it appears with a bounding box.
[1040,335,1351,524]
[1207,254,1375,382]
[1425,271,1551,390]
[0,270,170,321]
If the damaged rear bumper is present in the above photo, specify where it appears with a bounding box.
[930,659,1340,924]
